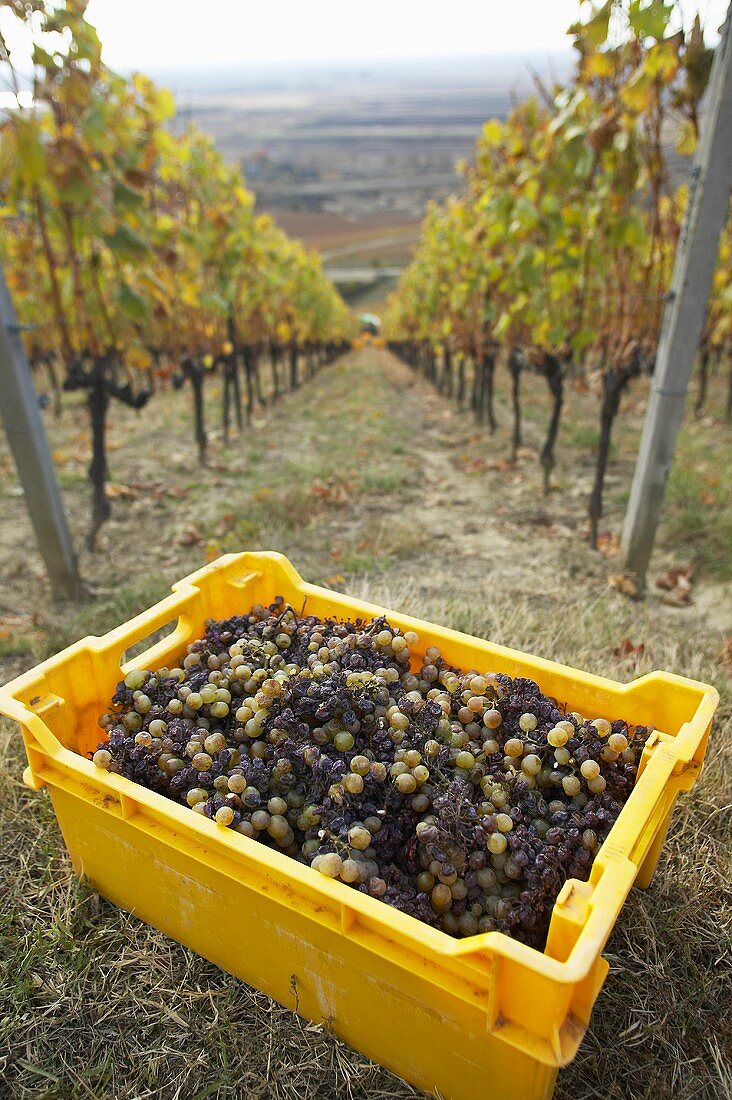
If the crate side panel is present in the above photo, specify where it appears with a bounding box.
[48,783,557,1100]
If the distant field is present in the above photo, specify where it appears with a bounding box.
[273,210,420,308]
[166,55,572,220]
[272,210,421,253]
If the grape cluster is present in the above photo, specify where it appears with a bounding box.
[93,600,649,950]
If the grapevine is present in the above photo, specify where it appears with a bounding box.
[0,1,352,542]
[384,0,729,543]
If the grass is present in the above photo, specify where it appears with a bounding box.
[569,425,604,452]
[0,636,34,660]
[664,427,732,579]
[0,348,730,1100]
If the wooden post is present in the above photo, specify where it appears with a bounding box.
[0,267,84,600]
[620,6,732,588]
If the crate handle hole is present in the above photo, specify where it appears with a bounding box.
[122,617,181,669]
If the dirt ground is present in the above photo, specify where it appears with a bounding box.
[0,348,730,1099]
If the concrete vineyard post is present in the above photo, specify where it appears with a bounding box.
[0,266,84,600]
[621,7,732,586]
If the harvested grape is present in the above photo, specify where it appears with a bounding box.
[92,598,651,950]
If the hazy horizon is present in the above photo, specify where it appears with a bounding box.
[142,51,573,99]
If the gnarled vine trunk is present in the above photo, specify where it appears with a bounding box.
[588,349,643,549]
[537,351,564,495]
[87,358,111,550]
[270,341,281,401]
[508,346,523,463]
[289,342,299,390]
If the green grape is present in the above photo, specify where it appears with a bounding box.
[124,670,147,691]
[215,806,235,827]
[317,853,343,878]
[348,826,371,851]
[562,775,581,797]
[580,760,600,781]
[431,884,452,914]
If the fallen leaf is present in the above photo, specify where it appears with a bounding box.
[310,479,350,505]
[325,574,345,586]
[656,564,692,590]
[661,588,693,607]
[177,525,204,546]
[106,483,138,499]
[597,531,620,558]
[655,564,694,605]
[613,638,646,659]
[608,573,640,598]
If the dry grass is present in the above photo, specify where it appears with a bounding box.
[0,349,730,1099]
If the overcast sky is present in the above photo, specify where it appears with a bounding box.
[80,0,728,71]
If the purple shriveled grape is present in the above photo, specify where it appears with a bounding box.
[93,600,651,950]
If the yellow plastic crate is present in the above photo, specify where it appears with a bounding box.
[0,552,718,1100]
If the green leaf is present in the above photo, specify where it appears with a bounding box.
[200,291,230,317]
[573,146,595,178]
[610,214,646,248]
[104,224,150,261]
[571,2,612,49]
[14,117,45,184]
[494,311,511,339]
[82,102,108,146]
[58,179,92,204]
[628,0,672,41]
[113,180,145,212]
[117,281,149,321]
[31,45,60,72]
[675,117,697,156]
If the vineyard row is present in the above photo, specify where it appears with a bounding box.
[0,0,353,546]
